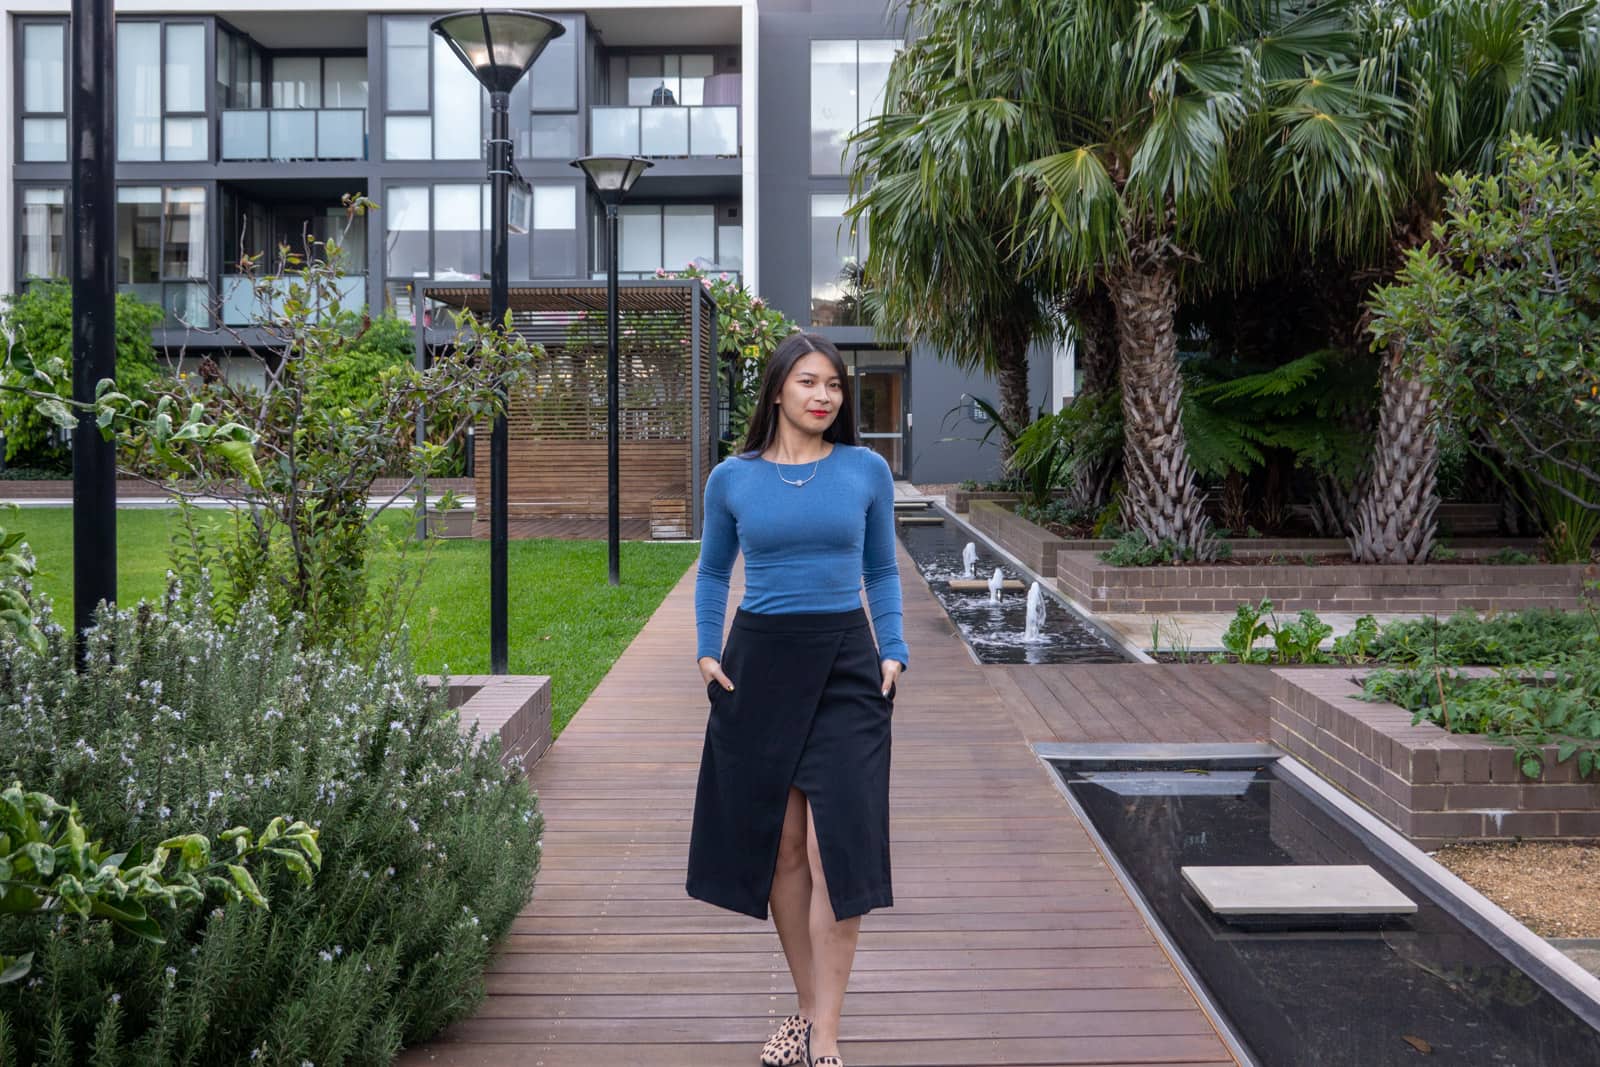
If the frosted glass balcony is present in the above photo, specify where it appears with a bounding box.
[221,108,367,161]
[222,275,367,326]
[589,106,739,158]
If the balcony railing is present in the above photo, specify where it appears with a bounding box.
[221,108,367,162]
[590,105,739,158]
[222,275,367,327]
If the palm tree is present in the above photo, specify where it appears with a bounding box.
[1003,0,1394,555]
[848,15,1064,455]
[1344,0,1600,562]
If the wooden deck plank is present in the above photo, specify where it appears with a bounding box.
[398,542,1242,1066]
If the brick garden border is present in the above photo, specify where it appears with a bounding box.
[965,499,1580,613]
[425,674,553,770]
[1269,668,1600,848]
[1055,549,1594,614]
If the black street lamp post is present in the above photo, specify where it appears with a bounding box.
[71,0,118,653]
[432,9,564,674]
[570,156,652,586]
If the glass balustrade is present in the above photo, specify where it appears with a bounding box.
[221,275,367,326]
[221,108,367,161]
[589,105,739,158]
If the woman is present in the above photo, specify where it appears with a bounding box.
[689,331,909,1067]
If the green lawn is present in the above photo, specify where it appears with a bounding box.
[21,508,699,736]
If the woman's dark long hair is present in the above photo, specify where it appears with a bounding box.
[738,331,859,457]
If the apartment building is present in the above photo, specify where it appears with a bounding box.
[2,0,1069,484]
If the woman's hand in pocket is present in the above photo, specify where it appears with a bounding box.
[880,658,903,698]
[699,656,734,692]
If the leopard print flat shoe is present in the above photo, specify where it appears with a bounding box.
[813,1057,842,1067]
[760,1013,811,1066]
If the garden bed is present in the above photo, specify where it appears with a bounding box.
[966,500,1585,613]
[1433,841,1600,938]
[1270,668,1600,848]
[1057,549,1594,614]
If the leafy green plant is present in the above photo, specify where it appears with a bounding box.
[1,784,319,986]
[1370,138,1600,562]
[1430,544,1458,562]
[1364,656,1600,780]
[656,265,797,449]
[146,196,541,651]
[1100,532,1185,567]
[1371,611,1599,666]
[0,507,43,656]
[0,588,542,1064]
[1484,547,1538,566]
[1015,498,1095,533]
[1332,614,1381,662]
[1221,599,1274,664]
[1271,610,1334,665]
[0,281,165,466]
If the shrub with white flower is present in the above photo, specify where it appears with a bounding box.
[0,588,543,1064]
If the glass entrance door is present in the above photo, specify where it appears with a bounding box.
[852,350,906,476]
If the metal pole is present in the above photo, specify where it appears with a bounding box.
[606,203,621,586]
[71,0,117,653]
[489,92,512,674]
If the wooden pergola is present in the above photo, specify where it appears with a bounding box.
[416,279,719,539]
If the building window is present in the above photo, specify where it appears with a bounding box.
[809,39,896,175]
[117,186,209,327]
[383,17,487,160]
[217,24,265,110]
[521,114,581,159]
[622,53,714,107]
[810,194,867,326]
[20,188,68,280]
[117,21,210,162]
[433,36,484,160]
[20,22,68,162]
[385,181,581,315]
[530,16,579,111]
[384,18,433,159]
[605,204,737,279]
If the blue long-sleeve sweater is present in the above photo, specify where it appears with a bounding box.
[694,444,909,669]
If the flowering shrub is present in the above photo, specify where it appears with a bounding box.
[659,264,797,447]
[0,785,321,987]
[0,588,542,1064]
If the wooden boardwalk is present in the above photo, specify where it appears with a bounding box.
[400,546,1262,1066]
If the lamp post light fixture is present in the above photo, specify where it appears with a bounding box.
[432,8,565,675]
[71,0,118,657]
[570,155,653,586]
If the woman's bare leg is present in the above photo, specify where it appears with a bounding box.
[805,796,861,1061]
[769,786,816,1020]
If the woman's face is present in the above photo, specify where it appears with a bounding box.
[774,352,844,437]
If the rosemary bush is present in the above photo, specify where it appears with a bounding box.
[0,588,542,1065]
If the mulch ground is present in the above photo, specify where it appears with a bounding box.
[1431,840,1600,938]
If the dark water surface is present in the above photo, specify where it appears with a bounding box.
[1061,761,1600,1066]
[896,519,1126,664]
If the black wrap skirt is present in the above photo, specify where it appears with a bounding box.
[687,607,895,922]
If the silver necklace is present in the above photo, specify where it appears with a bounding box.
[772,450,825,487]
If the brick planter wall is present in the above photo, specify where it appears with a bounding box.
[1054,550,1595,614]
[426,674,553,769]
[1270,669,1600,848]
[965,500,1102,577]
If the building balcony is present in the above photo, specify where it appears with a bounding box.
[590,105,739,159]
[220,108,367,162]
[222,274,367,327]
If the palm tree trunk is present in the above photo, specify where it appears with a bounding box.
[1066,290,1120,512]
[1074,289,1118,398]
[1348,340,1438,563]
[1107,257,1213,555]
[995,326,1031,462]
